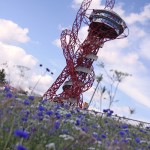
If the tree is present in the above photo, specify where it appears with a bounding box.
[0,68,6,85]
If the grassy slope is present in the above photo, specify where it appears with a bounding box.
[0,88,150,150]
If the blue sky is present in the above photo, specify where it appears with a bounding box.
[0,0,150,122]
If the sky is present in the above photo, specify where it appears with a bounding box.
[0,0,150,122]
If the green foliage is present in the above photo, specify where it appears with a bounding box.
[0,90,150,150]
[0,69,6,85]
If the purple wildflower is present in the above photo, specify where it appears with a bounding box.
[16,145,27,150]
[38,105,45,111]
[92,132,98,139]
[119,130,126,137]
[21,117,28,122]
[101,134,106,139]
[46,110,53,116]
[121,124,128,129]
[28,96,34,101]
[37,111,43,117]
[14,129,29,139]
[135,137,140,143]
[122,139,128,143]
[41,99,47,104]
[55,112,61,119]
[6,92,13,98]
[54,121,60,130]
[103,109,108,113]
[75,119,80,126]
[4,86,10,92]
[81,127,88,133]
[23,99,30,105]
[61,129,69,134]
[66,113,71,118]
[92,124,97,129]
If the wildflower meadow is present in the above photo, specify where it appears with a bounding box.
[0,86,150,150]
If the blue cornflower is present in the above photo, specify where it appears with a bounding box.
[61,129,69,134]
[101,134,106,139]
[113,138,119,144]
[6,92,13,98]
[135,137,140,143]
[25,110,30,117]
[92,124,97,129]
[64,103,69,109]
[92,132,98,139]
[66,113,71,118]
[55,112,61,119]
[77,114,83,119]
[103,109,114,116]
[46,110,53,116]
[14,129,29,139]
[81,127,88,133]
[23,99,30,105]
[21,117,28,122]
[119,130,126,137]
[75,119,80,126]
[122,139,128,143]
[108,110,113,114]
[107,112,112,117]
[103,109,108,113]
[4,86,10,92]
[125,129,129,133]
[28,95,34,101]
[76,108,80,113]
[107,109,114,116]
[37,111,43,117]
[139,129,146,134]
[38,105,45,111]
[55,104,61,109]
[41,99,47,104]
[104,120,108,124]
[121,124,128,129]
[54,121,60,130]
[16,145,27,150]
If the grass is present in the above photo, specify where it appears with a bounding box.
[0,86,150,150]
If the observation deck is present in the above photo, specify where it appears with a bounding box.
[61,9,128,105]
[89,9,127,39]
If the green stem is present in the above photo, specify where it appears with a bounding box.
[3,117,15,150]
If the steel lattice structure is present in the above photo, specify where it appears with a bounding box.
[43,0,129,107]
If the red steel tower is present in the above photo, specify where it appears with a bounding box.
[43,0,128,107]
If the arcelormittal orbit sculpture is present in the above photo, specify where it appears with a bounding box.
[44,0,128,108]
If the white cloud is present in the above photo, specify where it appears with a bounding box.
[0,19,30,44]
[78,26,88,42]
[0,18,53,95]
[0,42,37,67]
[29,74,53,95]
[53,39,61,48]
[125,4,150,25]
[139,38,150,60]
[72,0,103,10]
[0,44,53,95]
